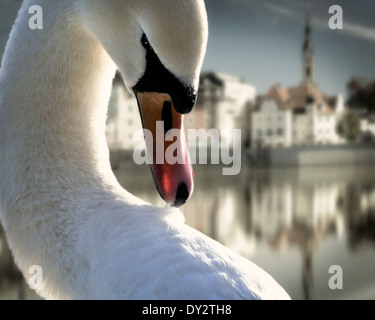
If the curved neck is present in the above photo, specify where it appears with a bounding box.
[0,1,129,298]
[0,1,119,193]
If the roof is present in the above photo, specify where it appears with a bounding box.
[199,72,224,87]
[199,72,248,87]
[259,84,336,114]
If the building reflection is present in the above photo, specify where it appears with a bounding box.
[183,165,375,300]
[338,183,375,251]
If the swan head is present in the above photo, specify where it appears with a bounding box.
[79,0,208,207]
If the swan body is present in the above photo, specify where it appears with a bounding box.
[0,0,290,299]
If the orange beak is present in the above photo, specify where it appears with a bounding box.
[136,92,194,207]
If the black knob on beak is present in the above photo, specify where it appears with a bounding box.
[173,182,190,208]
[172,88,196,114]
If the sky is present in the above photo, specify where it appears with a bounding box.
[1,0,374,98]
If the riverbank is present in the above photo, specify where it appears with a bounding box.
[110,143,375,169]
[246,143,375,167]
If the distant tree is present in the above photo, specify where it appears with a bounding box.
[347,77,375,114]
[336,109,361,142]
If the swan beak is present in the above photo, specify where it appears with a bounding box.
[136,92,194,207]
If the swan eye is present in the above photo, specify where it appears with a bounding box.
[141,33,153,51]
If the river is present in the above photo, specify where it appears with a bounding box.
[1,163,375,299]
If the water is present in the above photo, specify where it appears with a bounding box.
[1,163,375,300]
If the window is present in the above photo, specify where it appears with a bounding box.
[306,67,310,76]
[188,116,194,125]
[277,128,284,136]
[266,129,273,137]
[205,115,212,126]
[256,130,262,138]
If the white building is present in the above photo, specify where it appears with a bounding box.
[251,17,345,148]
[252,95,293,148]
[186,72,256,148]
[106,72,143,150]
[252,85,345,148]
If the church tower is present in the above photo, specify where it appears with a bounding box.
[301,15,316,88]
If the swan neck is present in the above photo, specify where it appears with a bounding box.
[0,2,118,183]
[0,1,126,299]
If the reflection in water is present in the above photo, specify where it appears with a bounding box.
[248,169,345,300]
[339,183,375,251]
[1,163,375,299]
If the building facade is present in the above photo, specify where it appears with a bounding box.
[185,72,256,148]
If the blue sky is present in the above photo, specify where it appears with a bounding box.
[203,0,375,97]
[1,0,374,98]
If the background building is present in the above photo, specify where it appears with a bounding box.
[106,72,143,150]
[252,85,345,147]
[251,17,345,148]
[186,72,256,148]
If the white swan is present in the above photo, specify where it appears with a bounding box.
[0,0,290,299]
